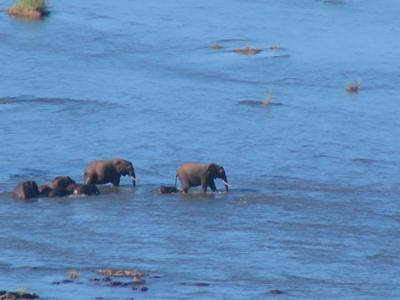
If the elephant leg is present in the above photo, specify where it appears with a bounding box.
[201,181,208,192]
[178,176,191,192]
[208,179,217,192]
[112,176,120,186]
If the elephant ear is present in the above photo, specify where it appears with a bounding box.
[114,160,124,173]
[218,166,225,175]
[206,163,217,179]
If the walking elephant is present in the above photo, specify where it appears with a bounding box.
[84,159,136,187]
[176,163,229,193]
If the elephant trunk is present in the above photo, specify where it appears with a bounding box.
[221,173,229,192]
[129,169,136,187]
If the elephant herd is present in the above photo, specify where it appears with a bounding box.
[13,159,230,200]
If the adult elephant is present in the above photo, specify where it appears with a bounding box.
[14,180,39,200]
[48,176,76,190]
[176,163,229,193]
[39,176,76,197]
[84,159,136,187]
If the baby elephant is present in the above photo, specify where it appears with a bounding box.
[14,180,39,200]
[84,159,136,187]
[39,176,77,198]
[159,185,179,194]
[176,163,229,193]
[67,183,100,196]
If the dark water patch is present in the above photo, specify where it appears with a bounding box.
[162,65,269,86]
[0,96,118,109]
[323,0,346,5]
[312,154,339,159]
[268,289,285,295]
[215,38,249,43]
[283,274,330,285]
[367,253,400,265]
[84,12,116,21]
[180,282,210,287]
[238,100,285,107]
[353,158,384,165]
[9,168,50,179]
[268,54,291,59]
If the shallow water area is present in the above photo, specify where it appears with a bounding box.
[1,0,400,299]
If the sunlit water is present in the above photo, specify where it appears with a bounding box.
[1,0,400,299]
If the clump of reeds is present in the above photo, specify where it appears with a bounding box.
[211,44,222,49]
[68,270,80,280]
[346,81,360,93]
[233,47,262,55]
[7,0,48,19]
[262,90,272,106]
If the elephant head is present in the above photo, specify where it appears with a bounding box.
[72,184,100,196]
[49,176,76,190]
[114,159,136,187]
[14,180,39,200]
[207,163,229,192]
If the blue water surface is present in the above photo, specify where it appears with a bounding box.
[0,0,400,299]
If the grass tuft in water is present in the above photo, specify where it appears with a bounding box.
[211,43,223,49]
[262,90,272,106]
[233,47,262,55]
[7,0,48,19]
[346,81,360,93]
[68,270,80,280]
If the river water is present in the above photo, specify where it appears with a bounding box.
[1,0,400,299]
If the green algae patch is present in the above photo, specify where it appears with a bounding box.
[7,0,48,20]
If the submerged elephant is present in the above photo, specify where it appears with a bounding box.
[159,185,179,194]
[84,159,136,187]
[49,176,76,190]
[14,180,39,200]
[175,163,229,193]
[39,176,77,198]
[67,183,100,196]
[39,176,100,197]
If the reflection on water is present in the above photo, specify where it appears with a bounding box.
[1,0,400,298]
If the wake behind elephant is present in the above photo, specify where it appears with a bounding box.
[84,159,136,187]
[176,163,229,193]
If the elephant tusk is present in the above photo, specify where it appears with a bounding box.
[130,176,137,182]
[222,180,231,187]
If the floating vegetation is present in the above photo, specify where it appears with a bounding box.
[7,0,48,20]
[262,90,272,107]
[68,270,80,280]
[89,268,149,290]
[210,43,223,49]
[97,268,146,278]
[0,290,40,299]
[346,81,360,93]
[233,47,262,55]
